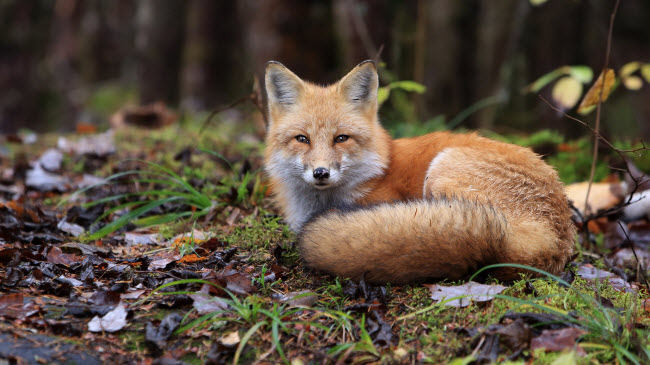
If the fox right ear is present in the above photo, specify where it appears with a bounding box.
[265,62,304,109]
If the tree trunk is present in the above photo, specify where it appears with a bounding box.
[136,0,186,105]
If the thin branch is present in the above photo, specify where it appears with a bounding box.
[584,0,620,216]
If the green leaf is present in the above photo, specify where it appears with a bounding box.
[620,61,641,78]
[377,86,390,105]
[568,65,594,84]
[524,66,569,93]
[640,64,650,83]
[390,80,426,93]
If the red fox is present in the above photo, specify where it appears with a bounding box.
[264,60,575,284]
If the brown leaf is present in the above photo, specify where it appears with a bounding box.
[577,68,615,113]
[223,272,257,295]
[0,293,38,319]
[530,327,587,355]
[47,246,83,266]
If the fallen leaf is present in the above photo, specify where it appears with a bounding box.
[38,148,63,172]
[577,68,615,114]
[425,281,506,307]
[623,191,650,221]
[190,291,228,315]
[179,254,207,263]
[87,304,128,332]
[47,246,83,266]
[125,232,163,246]
[576,264,631,291]
[219,331,240,346]
[76,123,97,134]
[57,219,85,237]
[494,318,531,352]
[0,293,38,319]
[273,291,318,307]
[25,165,68,192]
[57,131,116,157]
[565,181,624,215]
[121,289,146,300]
[530,327,587,355]
[146,312,182,351]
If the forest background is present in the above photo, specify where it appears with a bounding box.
[2,0,650,138]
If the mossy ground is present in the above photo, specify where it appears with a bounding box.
[3,116,649,364]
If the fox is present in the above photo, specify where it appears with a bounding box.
[263,60,576,284]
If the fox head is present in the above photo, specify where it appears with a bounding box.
[264,61,390,195]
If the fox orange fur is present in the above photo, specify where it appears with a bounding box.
[264,60,575,284]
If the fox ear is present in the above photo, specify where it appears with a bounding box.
[338,60,378,108]
[265,61,304,109]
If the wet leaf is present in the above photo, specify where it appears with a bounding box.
[223,272,256,295]
[530,327,587,355]
[0,293,38,319]
[146,312,183,351]
[38,148,63,172]
[190,286,229,315]
[47,246,83,266]
[576,264,631,291]
[273,291,318,307]
[88,304,128,332]
[426,281,506,307]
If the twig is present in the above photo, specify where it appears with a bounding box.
[199,94,254,134]
[538,96,646,156]
[617,221,649,288]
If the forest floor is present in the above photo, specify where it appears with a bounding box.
[1,116,649,364]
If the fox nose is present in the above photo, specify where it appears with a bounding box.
[313,167,330,180]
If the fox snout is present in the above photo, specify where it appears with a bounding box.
[302,164,339,189]
[313,167,330,180]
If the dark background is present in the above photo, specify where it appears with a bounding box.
[1,0,649,138]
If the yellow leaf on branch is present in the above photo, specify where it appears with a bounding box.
[577,68,615,113]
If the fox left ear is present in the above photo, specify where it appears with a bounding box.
[338,60,378,108]
[265,61,305,110]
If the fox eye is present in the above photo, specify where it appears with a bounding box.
[334,135,349,143]
[295,135,310,144]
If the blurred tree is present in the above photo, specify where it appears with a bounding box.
[135,0,186,105]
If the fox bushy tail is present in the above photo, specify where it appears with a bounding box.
[298,198,570,284]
